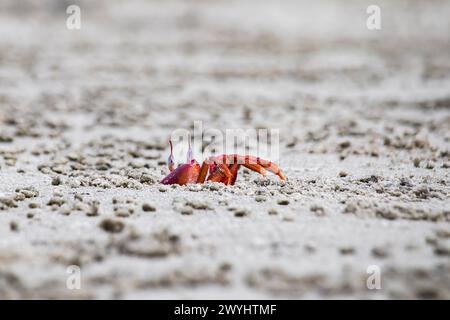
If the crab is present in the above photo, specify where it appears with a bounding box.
[161,138,286,185]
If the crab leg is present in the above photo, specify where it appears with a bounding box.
[197,161,210,183]
[228,163,240,185]
[253,158,286,180]
[243,163,267,176]
[207,164,233,184]
[213,154,285,181]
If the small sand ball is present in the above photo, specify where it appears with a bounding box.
[100,219,125,233]
[142,203,156,212]
[234,208,250,217]
[339,171,348,177]
[277,199,289,205]
[180,206,193,215]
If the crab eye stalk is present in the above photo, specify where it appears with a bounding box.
[168,139,175,172]
[187,133,193,162]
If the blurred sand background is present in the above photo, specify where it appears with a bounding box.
[0,0,449,299]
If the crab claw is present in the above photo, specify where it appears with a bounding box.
[160,160,201,185]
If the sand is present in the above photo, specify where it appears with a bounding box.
[0,0,449,299]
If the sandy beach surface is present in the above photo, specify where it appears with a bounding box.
[0,0,449,299]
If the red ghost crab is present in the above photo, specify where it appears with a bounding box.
[160,138,286,185]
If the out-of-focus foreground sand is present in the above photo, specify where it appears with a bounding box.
[0,0,449,299]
